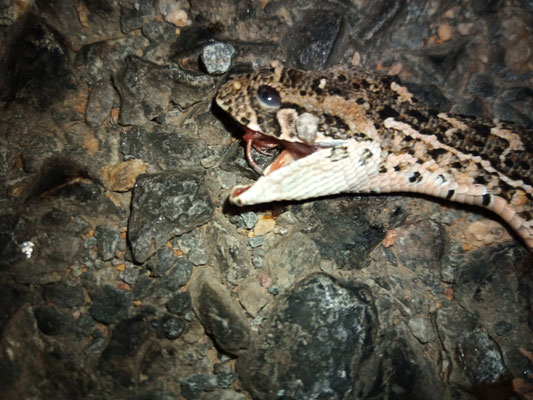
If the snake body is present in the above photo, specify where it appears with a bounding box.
[215,66,533,250]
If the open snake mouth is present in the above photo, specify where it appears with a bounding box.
[243,128,319,175]
[231,128,319,198]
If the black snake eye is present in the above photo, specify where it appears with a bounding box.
[257,85,281,108]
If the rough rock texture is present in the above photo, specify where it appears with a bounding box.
[0,1,532,399]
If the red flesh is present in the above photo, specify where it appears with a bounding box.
[242,127,317,174]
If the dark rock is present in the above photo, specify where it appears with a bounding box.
[0,14,74,108]
[285,10,343,70]
[355,0,404,42]
[404,82,452,112]
[312,199,385,269]
[164,257,193,290]
[457,328,507,383]
[166,292,192,315]
[465,73,495,96]
[94,225,120,261]
[128,170,213,263]
[180,374,217,400]
[238,273,377,399]
[392,219,444,272]
[142,21,177,42]
[494,320,512,336]
[89,285,131,325]
[216,371,236,388]
[114,56,215,125]
[151,315,185,340]
[98,315,151,387]
[0,282,26,331]
[436,306,507,387]
[131,255,193,302]
[120,6,145,34]
[42,282,84,308]
[190,269,251,355]
[148,247,179,277]
[119,125,206,170]
[34,305,68,336]
[452,96,486,118]
[41,208,70,226]
[493,101,533,128]
[85,79,116,127]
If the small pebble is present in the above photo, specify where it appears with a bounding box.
[438,23,452,42]
[248,235,265,248]
[239,211,258,230]
[201,42,235,75]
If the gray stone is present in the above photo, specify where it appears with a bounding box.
[190,269,251,355]
[248,235,264,248]
[128,170,214,263]
[188,246,209,266]
[94,225,120,261]
[114,56,215,125]
[408,316,435,344]
[201,42,235,75]
[239,211,258,230]
[237,273,377,399]
[285,10,342,70]
[180,374,217,400]
[85,79,115,127]
[166,291,192,315]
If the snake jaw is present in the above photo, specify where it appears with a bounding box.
[231,128,351,204]
[242,128,319,175]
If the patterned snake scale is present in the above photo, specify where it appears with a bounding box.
[215,66,533,250]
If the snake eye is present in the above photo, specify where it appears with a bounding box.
[257,85,281,108]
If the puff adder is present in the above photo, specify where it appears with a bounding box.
[216,66,533,250]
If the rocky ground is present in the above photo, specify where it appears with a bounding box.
[0,0,532,399]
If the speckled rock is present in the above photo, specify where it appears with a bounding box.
[128,170,214,263]
[238,273,377,399]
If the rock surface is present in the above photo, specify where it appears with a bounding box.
[0,1,531,399]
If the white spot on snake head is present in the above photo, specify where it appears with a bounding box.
[296,112,319,144]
